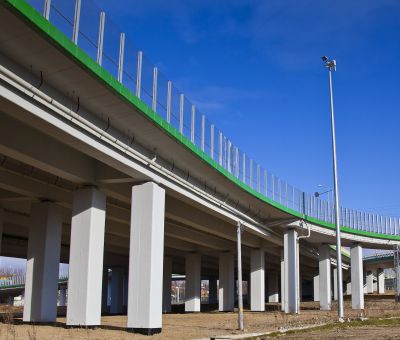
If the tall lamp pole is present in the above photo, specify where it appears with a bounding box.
[322,56,344,320]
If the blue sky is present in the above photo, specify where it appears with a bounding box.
[93,0,400,217]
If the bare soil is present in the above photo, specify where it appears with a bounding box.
[0,295,399,339]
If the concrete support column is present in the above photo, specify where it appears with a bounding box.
[127,182,165,335]
[186,253,201,312]
[219,252,234,312]
[366,270,374,294]
[346,281,351,295]
[350,244,364,309]
[333,267,338,301]
[208,277,218,304]
[163,257,172,313]
[378,268,385,294]
[59,286,67,307]
[123,270,128,311]
[23,202,62,323]
[313,274,319,302]
[284,228,299,314]
[318,244,331,310]
[101,267,109,314]
[250,249,265,311]
[110,268,124,314]
[268,271,279,303]
[67,188,106,326]
[280,250,285,311]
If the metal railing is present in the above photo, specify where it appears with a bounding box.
[23,0,400,237]
[0,272,68,289]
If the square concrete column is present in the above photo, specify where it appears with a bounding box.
[318,244,331,310]
[59,286,67,306]
[268,271,279,303]
[208,277,218,304]
[280,250,285,311]
[67,188,106,326]
[333,267,338,301]
[366,270,374,294]
[313,274,319,302]
[250,249,265,311]
[378,268,385,294]
[110,268,124,314]
[284,229,299,314]
[123,270,128,311]
[23,202,62,323]
[127,182,165,335]
[346,281,351,295]
[163,257,172,313]
[219,252,234,311]
[350,244,364,309]
[186,253,201,312]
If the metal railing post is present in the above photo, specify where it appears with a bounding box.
[43,0,51,20]
[97,11,105,65]
[72,0,81,44]
[210,124,214,159]
[136,51,142,98]
[179,94,184,134]
[201,115,205,152]
[166,81,172,123]
[218,132,223,166]
[118,33,125,83]
[190,105,195,143]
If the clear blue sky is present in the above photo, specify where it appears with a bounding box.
[93,0,400,217]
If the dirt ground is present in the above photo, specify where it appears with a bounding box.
[1,295,400,339]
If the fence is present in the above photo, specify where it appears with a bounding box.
[22,0,400,236]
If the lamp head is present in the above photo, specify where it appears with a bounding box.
[321,56,336,71]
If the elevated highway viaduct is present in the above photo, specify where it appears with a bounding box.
[0,0,399,335]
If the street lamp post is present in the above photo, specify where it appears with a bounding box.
[322,56,344,320]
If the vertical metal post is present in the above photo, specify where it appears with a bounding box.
[201,115,205,151]
[272,175,275,201]
[43,0,51,20]
[218,132,223,166]
[278,179,282,204]
[242,153,246,183]
[97,11,105,65]
[166,81,172,123]
[227,141,231,173]
[326,61,344,320]
[210,124,214,159]
[151,66,158,111]
[235,147,239,177]
[236,221,244,331]
[136,51,142,98]
[285,182,288,207]
[257,164,260,192]
[72,0,81,44]
[249,159,253,188]
[190,105,195,143]
[264,170,267,196]
[117,33,126,83]
[179,94,184,134]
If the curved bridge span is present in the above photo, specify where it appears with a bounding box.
[0,0,399,334]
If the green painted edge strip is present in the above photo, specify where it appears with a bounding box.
[4,0,400,242]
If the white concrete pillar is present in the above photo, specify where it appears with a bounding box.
[318,244,331,310]
[378,268,385,294]
[208,277,218,304]
[163,257,172,313]
[219,252,234,311]
[346,280,351,295]
[250,249,265,311]
[127,182,165,335]
[333,267,338,301]
[59,286,66,306]
[67,188,106,326]
[350,244,364,309]
[186,253,201,312]
[313,274,319,302]
[23,202,62,323]
[268,271,279,303]
[0,208,3,256]
[110,268,124,314]
[280,250,285,311]
[284,228,299,314]
[366,270,374,294]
